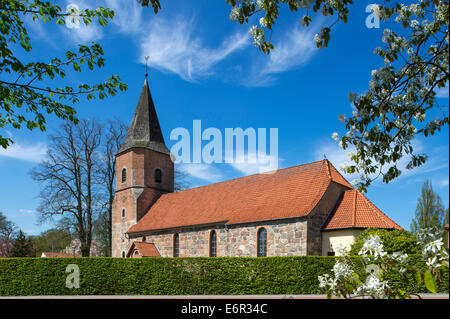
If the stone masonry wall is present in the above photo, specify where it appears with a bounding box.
[129,219,308,257]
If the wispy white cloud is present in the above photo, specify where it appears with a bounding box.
[0,141,47,163]
[179,163,224,183]
[435,82,449,98]
[105,0,143,34]
[245,22,322,87]
[437,178,449,187]
[139,16,249,82]
[19,209,35,214]
[229,151,282,175]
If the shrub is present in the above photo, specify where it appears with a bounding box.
[0,256,447,296]
[349,228,421,256]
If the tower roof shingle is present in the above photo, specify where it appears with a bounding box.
[117,78,170,155]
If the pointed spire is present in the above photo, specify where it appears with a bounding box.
[117,77,170,155]
[145,56,149,79]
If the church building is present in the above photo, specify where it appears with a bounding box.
[112,77,403,258]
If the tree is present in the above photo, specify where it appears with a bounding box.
[174,166,191,192]
[349,228,421,256]
[30,228,73,257]
[9,230,34,257]
[0,211,18,257]
[95,119,127,257]
[30,119,103,257]
[410,179,446,233]
[0,0,127,149]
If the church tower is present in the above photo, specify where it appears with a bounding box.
[112,77,174,257]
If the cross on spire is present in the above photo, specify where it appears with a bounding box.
[145,56,150,78]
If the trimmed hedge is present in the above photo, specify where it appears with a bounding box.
[0,256,447,296]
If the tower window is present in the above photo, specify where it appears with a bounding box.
[155,168,162,183]
[121,168,127,183]
[122,208,126,219]
[173,233,179,257]
[210,230,217,257]
[122,251,125,258]
[257,228,267,257]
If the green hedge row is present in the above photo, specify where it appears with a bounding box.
[0,256,447,296]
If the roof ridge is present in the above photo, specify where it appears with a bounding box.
[327,161,354,189]
[300,160,331,216]
[325,159,331,179]
[168,160,327,195]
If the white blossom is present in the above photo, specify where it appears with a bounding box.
[356,275,389,298]
[230,6,241,22]
[423,239,444,255]
[249,25,263,47]
[371,4,381,19]
[259,17,267,28]
[256,0,265,10]
[333,244,349,256]
[333,260,354,280]
[331,132,339,141]
[313,33,321,44]
[426,256,440,269]
[359,235,387,261]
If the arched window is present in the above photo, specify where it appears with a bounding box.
[134,251,139,256]
[173,233,179,257]
[122,251,125,258]
[155,168,162,183]
[257,228,267,257]
[121,168,127,183]
[121,208,126,219]
[142,236,146,242]
[209,230,217,257]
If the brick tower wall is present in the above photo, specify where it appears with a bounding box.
[112,148,174,257]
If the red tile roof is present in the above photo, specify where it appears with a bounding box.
[322,189,403,230]
[128,160,353,234]
[128,242,160,257]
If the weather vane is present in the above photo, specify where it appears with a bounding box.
[145,56,150,78]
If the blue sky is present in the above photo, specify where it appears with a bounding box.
[0,0,448,235]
